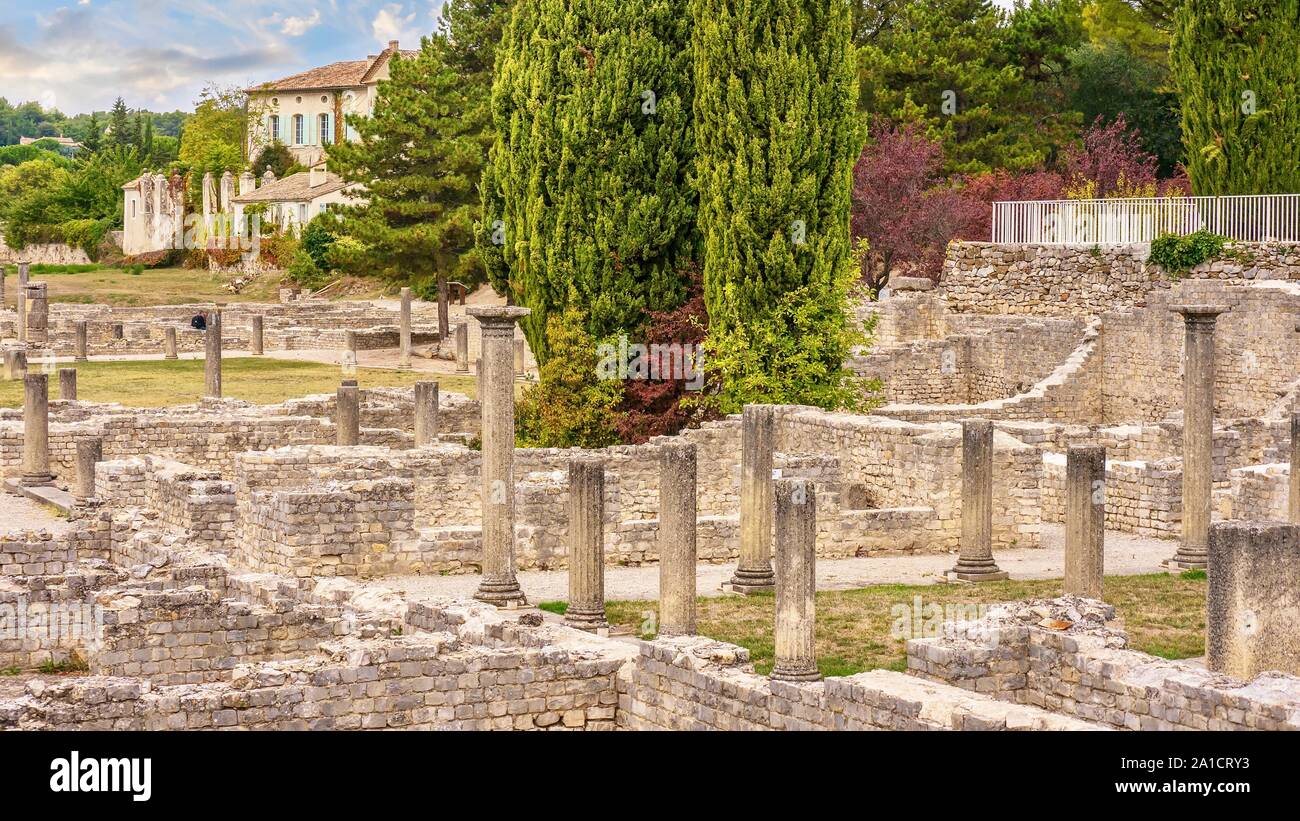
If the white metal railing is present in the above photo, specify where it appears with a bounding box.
[991,195,1300,244]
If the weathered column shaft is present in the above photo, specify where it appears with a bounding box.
[74,437,103,503]
[731,404,776,593]
[1207,521,1300,678]
[658,442,698,636]
[771,478,820,682]
[336,384,360,446]
[414,381,439,446]
[470,306,530,605]
[58,368,77,401]
[565,458,608,631]
[455,322,469,373]
[1170,305,1228,570]
[1064,445,1105,599]
[21,373,53,486]
[250,314,264,356]
[3,350,26,381]
[514,338,525,377]
[16,281,26,342]
[437,278,450,340]
[75,321,88,361]
[164,327,178,360]
[1289,412,1300,524]
[25,283,48,347]
[950,418,1008,581]
[204,310,222,398]
[399,287,412,369]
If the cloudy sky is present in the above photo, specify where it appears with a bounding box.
[0,1,449,115]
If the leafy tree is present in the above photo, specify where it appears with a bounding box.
[178,85,249,207]
[1083,0,1170,62]
[1067,40,1182,175]
[81,112,102,154]
[1170,0,1300,195]
[252,142,295,178]
[693,0,864,411]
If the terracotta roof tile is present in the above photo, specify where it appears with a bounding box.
[231,170,350,203]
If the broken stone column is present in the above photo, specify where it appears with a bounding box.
[414,381,439,446]
[399,287,412,370]
[204,309,222,398]
[730,404,777,593]
[950,418,1008,581]
[343,330,358,374]
[1207,521,1300,678]
[469,305,531,606]
[17,261,27,286]
[111,323,123,340]
[1290,412,1300,524]
[3,349,26,381]
[514,338,525,377]
[336,383,360,446]
[437,277,450,340]
[565,457,608,631]
[74,437,103,505]
[75,321,88,362]
[1169,304,1229,570]
[15,280,26,342]
[58,368,77,401]
[455,322,469,373]
[250,314,264,356]
[21,373,54,486]
[658,441,697,636]
[1064,445,1105,599]
[164,327,178,360]
[771,478,820,682]
[25,282,48,347]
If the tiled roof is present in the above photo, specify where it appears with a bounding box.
[231,170,350,204]
[249,49,420,93]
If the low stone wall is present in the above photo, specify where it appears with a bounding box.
[0,240,92,266]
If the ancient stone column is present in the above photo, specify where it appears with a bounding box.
[730,404,777,593]
[1064,445,1105,599]
[565,457,608,631]
[1169,304,1229,570]
[58,368,77,401]
[1289,412,1300,524]
[24,282,48,347]
[469,305,531,606]
[74,437,103,504]
[3,349,26,381]
[17,262,28,286]
[164,327,178,360]
[21,373,54,486]
[336,383,360,446]
[1207,521,1300,678]
[771,478,820,682]
[111,323,123,340]
[514,338,526,377]
[203,309,222,398]
[399,287,412,370]
[75,321,88,362]
[658,441,698,636]
[437,277,450,340]
[950,418,1008,581]
[343,330,358,374]
[455,322,469,373]
[250,314,264,356]
[15,279,26,342]
[413,381,440,446]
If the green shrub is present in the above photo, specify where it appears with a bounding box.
[286,249,333,291]
[1147,230,1227,276]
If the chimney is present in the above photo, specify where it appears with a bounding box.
[389,40,399,52]
[309,163,327,188]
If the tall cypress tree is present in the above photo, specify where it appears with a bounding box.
[109,97,133,149]
[693,0,866,411]
[1171,1,1300,195]
[478,0,697,363]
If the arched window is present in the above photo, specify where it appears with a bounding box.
[319,113,332,145]
[269,115,280,143]
[293,114,304,145]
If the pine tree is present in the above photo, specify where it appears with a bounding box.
[692,0,867,411]
[326,36,487,336]
[477,0,698,363]
[1170,0,1300,195]
[108,97,132,149]
[81,112,102,155]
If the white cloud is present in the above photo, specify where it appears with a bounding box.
[371,3,415,43]
[280,10,322,37]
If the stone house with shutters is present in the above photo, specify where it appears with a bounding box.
[245,40,418,167]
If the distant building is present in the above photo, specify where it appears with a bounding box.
[19,135,82,157]
[232,164,355,233]
[245,40,417,167]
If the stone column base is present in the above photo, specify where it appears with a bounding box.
[725,567,775,595]
[1163,553,1207,571]
[473,580,528,607]
[769,664,822,683]
[947,558,1009,582]
[20,473,55,487]
[563,608,608,632]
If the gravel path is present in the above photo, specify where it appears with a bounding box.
[369,524,1174,604]
[0,490,70,534]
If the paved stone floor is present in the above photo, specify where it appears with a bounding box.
[371,524,1173,604]
[0,489,69,534]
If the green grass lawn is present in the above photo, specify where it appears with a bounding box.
[569,572,1208,678]
[0,357,479,408]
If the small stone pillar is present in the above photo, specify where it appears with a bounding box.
[1207,521,1300,678]
[399,287,412,370]
[0,265,5,310]
[58,368,77,401]
[336,383,360,446]
[437,277,450,340]
[770,478,820,682]
[15,280,26,342]
[1169,304,1229,569]
[24,282,48,347]
[74,437,103,504]
[164,327,178,360]
[469,305,531,606]
[514,338,526,377]
[949,418,1008,581]
[564,457,608,631]
[21,373,54,486]
[658,441,697,636]
[343,330,358,374]
[203,309,222,398]
[455,322,469,373]
[1289,412,1300,523]
[17,261,28,286]
[414,381,439,446]
[1064,445,1105,599]
[3,349,26,381]
[112,323,124,340]
[729,404,777,593]
[75,321,88,361]
[250,314,264,356]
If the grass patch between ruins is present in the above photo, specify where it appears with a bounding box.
[605,572,1207,677]
[0,357,479,408]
